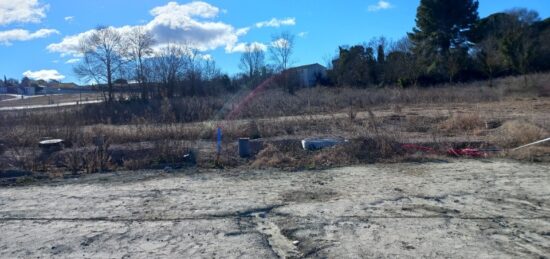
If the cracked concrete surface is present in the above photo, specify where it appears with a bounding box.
[0,160,549,258]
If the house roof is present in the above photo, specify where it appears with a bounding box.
[287,63,326,71]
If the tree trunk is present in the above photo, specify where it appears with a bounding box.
[107,63,113,102]
[140,81,148,101]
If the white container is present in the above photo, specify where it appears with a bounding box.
[301,137,347,150]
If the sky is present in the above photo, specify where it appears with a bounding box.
[1,0,549,84]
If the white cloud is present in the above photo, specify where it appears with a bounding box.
[47,29,99,57]
[200,54,213,61]
[0,0,49,25]
[368,1,393,12]
[271,38,290,48]
[255,17,296,28]
[64,16,74,22]
[297,32,308,38]
[149,1,219,19]
[236,27,250,36]
[226,41,267,53]
[23,69,65,81]
[147,1,243,51]
[48,1,248,57]
[65,58,80,64]
[0,28,59,45]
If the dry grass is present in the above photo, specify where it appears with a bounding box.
[491,120,548,148]
[506,146,550,162]
[251,144,297,169]
[438,113,485,133]
[250,135,403,171]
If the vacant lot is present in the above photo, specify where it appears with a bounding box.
[1,160,549,258]
[1,75,550,172]
[0,95,16,101]
[0,93,102,109]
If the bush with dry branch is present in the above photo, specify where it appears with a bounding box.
[492,120,548,148]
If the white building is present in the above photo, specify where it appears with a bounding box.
[287,63,327,87]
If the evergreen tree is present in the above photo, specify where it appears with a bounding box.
[409,0,479,56]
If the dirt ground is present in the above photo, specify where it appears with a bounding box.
[0,160,549,258]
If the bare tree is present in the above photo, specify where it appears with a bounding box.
[269,31,295,71]
[126,26,155,100]
[74,26,127,102]
[239,44,265,78]
[151,44,187,98]
[476,37,504,87]
[182,47,203,96]
[385,37,421,86]
[503,9,539,87]
[203,59,220,80]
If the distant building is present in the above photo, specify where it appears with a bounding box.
[286,63,327,87]
[23,86,35,95]
[0,86,7,94]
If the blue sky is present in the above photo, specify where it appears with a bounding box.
[1,0,549,84]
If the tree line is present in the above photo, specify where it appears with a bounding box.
[5,0,547,100]
[73,26,230,102]
[71,25,298,102]
[329,1,550,88]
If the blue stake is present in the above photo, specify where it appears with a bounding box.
[217,127,222,155]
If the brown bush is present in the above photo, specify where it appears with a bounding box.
[506,146,550,163]
[250,134,402,170]
[123,159,152,171]
[439,113,485,133]
[63,151,84,174]
[251,144,296,169]
[538,84,550,97]
[307,145,356,168]
[346,136,403,163]
[492,120,548,148]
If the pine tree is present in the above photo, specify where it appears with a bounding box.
[409,0,479,56]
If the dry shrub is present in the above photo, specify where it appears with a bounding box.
[506,146,550,163]
[122,159,151,171]
[439,113,485,133]
[405,115,440,133]
[80,133,112,174]
[243,120,262,139]
[538,84,550,97]
[251,135,402,170]
[147,140,194,168]
[492,120,548,148]
[347,136,402,163]
[307,145,356,168]
[64,151,84,174]
[82,149,111,174]
[251,144,296,169]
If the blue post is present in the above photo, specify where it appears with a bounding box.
[217,127,222,155]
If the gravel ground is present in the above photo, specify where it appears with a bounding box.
[0,160,549,258]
